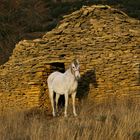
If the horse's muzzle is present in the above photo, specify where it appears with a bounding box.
[76,75,80,80]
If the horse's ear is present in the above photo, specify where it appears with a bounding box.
[74,59,79,65]
[76,59,79,65]
[72,58,79,67]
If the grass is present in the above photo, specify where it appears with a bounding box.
[0,98,139,140]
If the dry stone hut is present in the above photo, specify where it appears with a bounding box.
[0,5,140,113]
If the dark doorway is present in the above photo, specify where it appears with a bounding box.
[50,62,65,107]
[50,62,65,73]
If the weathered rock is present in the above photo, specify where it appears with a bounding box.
[0,5,140,113]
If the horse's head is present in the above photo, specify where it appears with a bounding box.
[71,59,80,80]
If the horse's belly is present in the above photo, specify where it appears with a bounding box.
[53,84,64,95]
[52,76,65,95]
[53,86,65,95]
[50,73,78,95]
[52,82,77,95]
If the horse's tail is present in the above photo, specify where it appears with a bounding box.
[47,74,55,116]
[47,73,56,98]
[47,71,58,84]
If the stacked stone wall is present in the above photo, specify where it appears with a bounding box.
[0,5,139,113]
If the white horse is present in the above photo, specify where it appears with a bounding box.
[47,59,80,117]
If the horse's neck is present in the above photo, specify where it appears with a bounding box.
[64,68,72,76]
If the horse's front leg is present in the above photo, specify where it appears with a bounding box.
[72,92,77,116]
[64,93,68,117]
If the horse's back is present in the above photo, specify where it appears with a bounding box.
[47,71,63,86]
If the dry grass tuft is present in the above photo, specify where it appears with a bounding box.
[0,98,140,140]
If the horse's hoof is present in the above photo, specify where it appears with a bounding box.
[74,114,78,117]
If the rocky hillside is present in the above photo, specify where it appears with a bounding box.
[0,5,140,113]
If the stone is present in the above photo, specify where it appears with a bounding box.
[0,4,140,113]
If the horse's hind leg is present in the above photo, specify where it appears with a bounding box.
[48,88,55,117]
[55,93,60,113]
